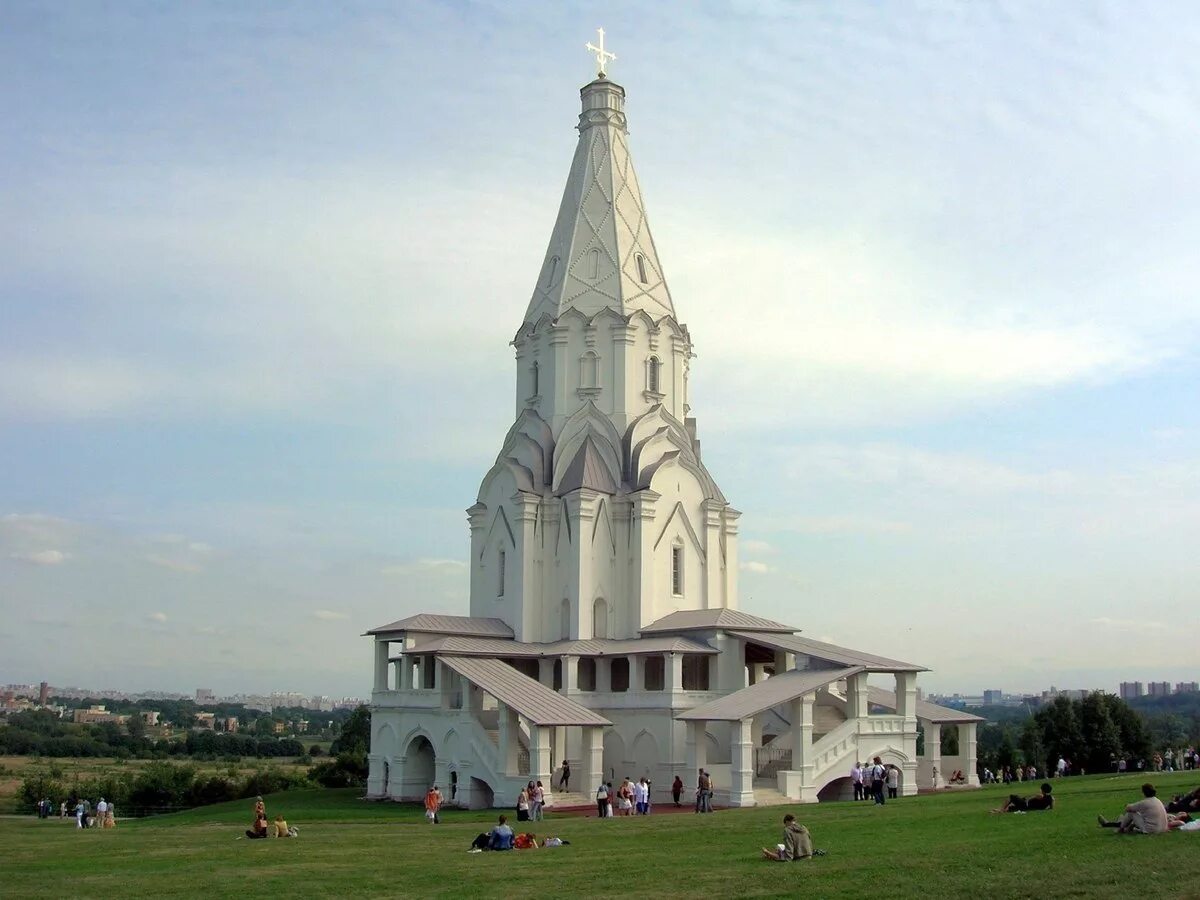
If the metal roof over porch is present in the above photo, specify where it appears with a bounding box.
[867,687,984,724]
[675,666,863,722]
[439,656,611,727]
[729,631,928,673]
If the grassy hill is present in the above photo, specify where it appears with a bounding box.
[4,772,1198,898]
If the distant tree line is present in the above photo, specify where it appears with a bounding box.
[975,693,1171,775]
[0,709,305,760]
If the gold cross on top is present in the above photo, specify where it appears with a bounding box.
[586,27,616,77]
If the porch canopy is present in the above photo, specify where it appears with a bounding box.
[867,687,984,724]
[728,631,928,673]
[676,665,863,722]
[440,655,610,727]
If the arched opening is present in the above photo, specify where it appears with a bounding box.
[635,253,648,283]
[545,255,559,288]
[497,548,506,597]
[579,657,597,691]
[610,657,630,692]
[631,730,659,780]
[449,770,458,802]
[670,542,683,596]
[468,776,494,810]
[402,735,436,800]
[531,361,540,397]
[603,730,626,782]
[647,356,661,393]
[592,598,609,638]
[580,351,600,389]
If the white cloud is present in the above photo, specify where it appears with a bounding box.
[148,611,168,624]
[740,560,774,574]
[9,548,68,565]
[312,609,349,621]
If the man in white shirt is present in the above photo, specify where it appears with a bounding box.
[634,778,648,815]
[96,798,107,827]
[850,763,864,801]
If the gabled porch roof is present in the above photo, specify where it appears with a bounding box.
[675,666,863,722]
[729,631,928,673]
[440,656,611,727]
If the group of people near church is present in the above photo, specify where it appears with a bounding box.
[594,776,653,817]
[849,758,899,804]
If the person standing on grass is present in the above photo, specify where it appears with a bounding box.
[695,768,704,813]
[424,785,441,824]
[1098,783,1169,834]
[96,797,108,825]
[595,781,609,818]
[701,771,714,813]
[870,757,886,805]
[558,760,570,792]
[851,762,864,801]
[531,781,545,821]
[516,785,530,822]
[886,765,899,799]
[671,775,683,807]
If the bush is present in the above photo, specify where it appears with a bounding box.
[17,772,66,814]
[309,751,368,788]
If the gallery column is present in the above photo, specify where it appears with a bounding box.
[730,717,756,807]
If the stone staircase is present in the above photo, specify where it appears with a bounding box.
[546,791,593,810]
[752,779,795,807]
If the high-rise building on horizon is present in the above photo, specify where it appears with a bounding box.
[1147,681,1172,698]
[1118,681,1144,700]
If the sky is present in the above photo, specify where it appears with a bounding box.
[1,1,1197,699]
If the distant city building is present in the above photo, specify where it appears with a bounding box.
[1176,681,1199,694]
[221,717,239,732]
[194,712,216,730]
[195,688,215,704]
[38,681,49,705]
[140,711,161,726]
[982,689,1003,705]
[1119,681,1145,700]
[1147,681,1172,698]
[73,705,128,725]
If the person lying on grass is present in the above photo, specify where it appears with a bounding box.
[760,814,826,861]
[1166,786,1200,815]
[991,782,1053,813]
[513,832,539,850]
[1098,783,1169,834]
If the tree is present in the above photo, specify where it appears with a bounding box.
[1038,695,1084,771]
[1102,694,1151,763]
[1019,719,1044,769]
[1079,692,1121,774]
[126,714,147,741]
[330,705,370,756]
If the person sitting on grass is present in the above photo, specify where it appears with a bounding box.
[102,810,116,830]
[488,814,515,851]
[513,832,539,850]
[991,782,1053,813]
[1098,783,1169,834]
[245,812,269,840]
[273,814,298,838]
[1166,786,1200,815]
[760,814,825,861]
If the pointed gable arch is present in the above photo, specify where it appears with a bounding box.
[552,402,624,495]
[592,497,617,556]
[483,505,516,557]
[653,500,706,561]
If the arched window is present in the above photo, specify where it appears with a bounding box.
[560,598,571,640]
[545,255,559,288]
[497,549,506,598]
[647,356,661,393]
[531,361,540,397]
[580,351,599,389]
[588,248,600,280]
[671,544,683,596]
[592,598,609,639]
[635,253,648,284]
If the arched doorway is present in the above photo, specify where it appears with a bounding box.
[401,735,436,801]
[603,730,626,783]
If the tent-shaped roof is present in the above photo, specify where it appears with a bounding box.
[440,656,610,727]
[641,609,796,635]
[729,631,927,673]
[867,687,984,724]
[365,614,514,639]
[676,666,863,722]
[557,435,619,494]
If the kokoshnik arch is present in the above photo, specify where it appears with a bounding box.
[364,37,980,809]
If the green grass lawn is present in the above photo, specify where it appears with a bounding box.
[4,772,1198,898]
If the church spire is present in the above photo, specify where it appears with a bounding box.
[523,52,675,327]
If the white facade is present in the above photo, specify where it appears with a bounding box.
[365,71,978,809]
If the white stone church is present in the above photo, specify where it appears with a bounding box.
[365,50,979,809]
